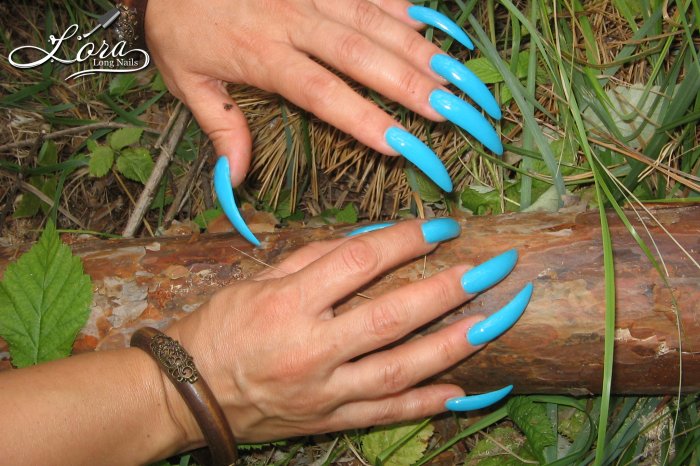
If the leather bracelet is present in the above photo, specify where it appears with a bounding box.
[131,327,238,466]
[114,0,149,50]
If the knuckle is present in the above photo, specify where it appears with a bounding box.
[336,32,373,67]
[339,239,380,275]
[395,68,424,97]
[381,359,409,393]
[261,282,302,316]
[402,32,429,62]
[432,275,457,311]
[435,338,459,365]
[351,1,384,30]
[299,71,340,110]
[366,301,404,343]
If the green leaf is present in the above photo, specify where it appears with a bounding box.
[413,172,443,203]
[88,145,115,177]
[361,421,434,466]
[336,203,358,224]
[464,426,534,466]
[0,221,93,368]
[274,190,293,219]
[13,176,56,218]
[465,52,530,85]
[507,397,556,463]
[109,127,144,151]
[38,140,58,166]
[108,73,138,97]
[117,147,154,183]
[460,185,503,215]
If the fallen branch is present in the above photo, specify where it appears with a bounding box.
[1,206,698,395]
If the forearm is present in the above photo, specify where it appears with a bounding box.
[0,348,187,465]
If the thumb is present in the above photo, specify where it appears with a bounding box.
[181,79,252,187]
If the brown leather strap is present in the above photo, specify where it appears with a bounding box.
[131,327,238,466]
[114,0,148,50]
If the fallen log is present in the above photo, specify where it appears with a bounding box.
[1,206,698,395]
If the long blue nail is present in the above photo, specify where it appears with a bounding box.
[421,218,460,243]
[408,6,474,50]
[346,222,395,237]
[445,385,513,411]
[468,283,533,345]
[385,127,452,192]
[430,55,501,120]
[213,157,261,247]
[429,90,503,155]
[461,249,518,294]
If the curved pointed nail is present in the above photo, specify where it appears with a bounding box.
[213,157,261,247]
[429,90,503,154]
[461,249,518,294]
[445,385,513,411]
[385,127,452,192]
[407,6,474,50]
[346,222,396,237]
[430,54,501,120]
[468,283,533,345]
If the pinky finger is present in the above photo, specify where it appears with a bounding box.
[326,384,463,430]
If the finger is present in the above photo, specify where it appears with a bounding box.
[254,238,348,280]
[293,19,444,121]
[325,384,463,431]
[366,0,425,29]
[180,78,252,187]
[314,0,443,77]
[265,48,452,191]
[330,314,481,401]
[325,264,472,362]
[284,218,460,312]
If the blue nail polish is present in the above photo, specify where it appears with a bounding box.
[421,218,460,243]
[430,55,501,120]
[213,157,261,247]
[429,90,503,155]
[346,222,396,237]
[385,127,453,192]
[468,283,533,345]
[408,6,474,50]
[445,385,513,411]
[461,249,518,294]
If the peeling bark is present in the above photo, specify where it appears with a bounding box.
[1,206,699,395]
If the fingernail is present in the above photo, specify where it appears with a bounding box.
[429,90,503,154]
[407,6,474,50]
[467,283,533,345]
[421,218,460,243]
[385,127,452,192]
[346,222,396,237]
[445,385,513,411]
[430,54,501,120]
[213,157,261,247]
[461,249,518,294]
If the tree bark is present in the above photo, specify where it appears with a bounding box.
[1,206,698,395]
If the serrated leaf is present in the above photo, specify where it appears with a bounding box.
[460,185,502,215]
[13,176,55,218]
[274,189,293,219]
[109,127,144,151]
[0,221,93,368]
[361,421,434,466]
[465,426,533,466]
[507,397,556,463]
[336,203,358,224]
[117,147,153,183]
[86,139,99,152]
[38,140,58,166]
[88,145,115,177]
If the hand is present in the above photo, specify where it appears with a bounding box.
[145,0,502,190]
[162,219,531,445]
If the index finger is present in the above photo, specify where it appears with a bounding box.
[284,218,461,313]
